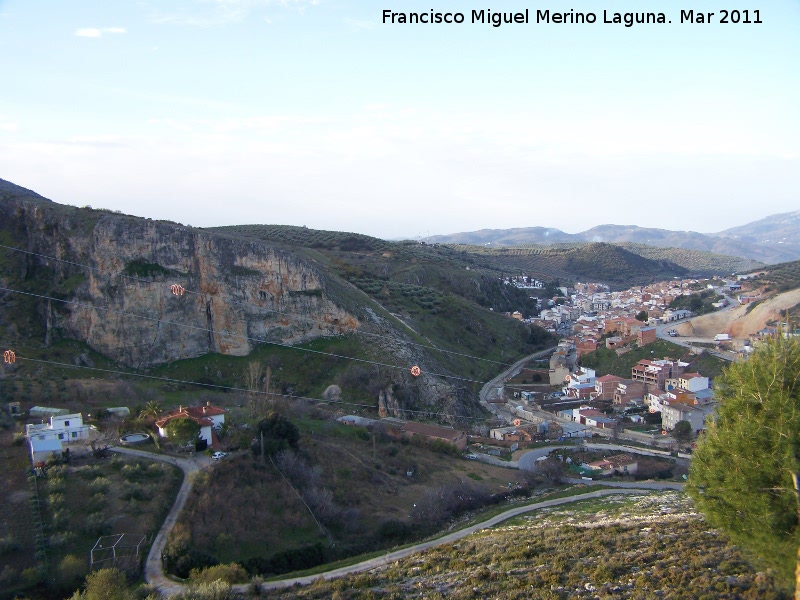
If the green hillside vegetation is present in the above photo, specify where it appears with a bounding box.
[165,410,551,579]
[443,242,691,289]
[579,340,727,379]
[270,491,787,599]
[749,259,800,293]
[668,289,723,316]
[616,243,763,276]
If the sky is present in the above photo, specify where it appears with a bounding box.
[0,0,798,240]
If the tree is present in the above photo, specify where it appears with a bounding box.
[69,568,131,600]
[686,334,800,593]
[672,420,692,446]
[635,310,649,322]
[165,418,201,449]
[254,412,299,457]
[83,425,117,458]
[138,400,162,421]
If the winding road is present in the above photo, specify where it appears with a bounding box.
[110,447,208,597]
[113,443,683,596]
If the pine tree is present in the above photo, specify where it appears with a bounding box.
[687,333,800,592]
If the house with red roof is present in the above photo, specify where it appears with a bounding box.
[155,401,226,447]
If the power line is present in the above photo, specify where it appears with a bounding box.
[6,353,497,424]
[0,243,521,369]
[0,285,485,384]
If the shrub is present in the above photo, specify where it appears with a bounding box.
[83,513,111,537]
[0,534,21,555]
[189,563,249,585]
[58,554,88,591]
[89,476,111,493]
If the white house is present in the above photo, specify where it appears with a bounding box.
[155,402,226,446]
[661,402,713,433]
[29,438,64,465]
[26,413,92,444]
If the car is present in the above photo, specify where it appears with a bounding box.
[212,451,227,460]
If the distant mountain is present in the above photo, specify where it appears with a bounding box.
[428,211,800,265]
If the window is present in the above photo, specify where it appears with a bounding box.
[58,433,65,440]
[71,432,78,438]
[64,420,70,427]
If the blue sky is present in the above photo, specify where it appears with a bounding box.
[0,0,798,239]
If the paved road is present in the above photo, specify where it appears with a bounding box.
[252,487,666,593]
[110,447,208,597]
[478,346,557,424]
[654,291,739,362]
[112,445,683,596]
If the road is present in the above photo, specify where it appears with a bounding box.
[478,346,557,424]
[252,486,674,593]
[110,447,209,597]
[654,289,740,362]
[112,443,684,596]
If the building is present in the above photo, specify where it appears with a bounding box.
[613,380,646,406]
[661,402,713,433]
[385,420,468,451]
[29,438,64,465]
[631,359,686,393]
[155,402,226,446]
[586,453,638,476]
[26,413,92,443]
[594,374,623,401]
[637,327,657,346]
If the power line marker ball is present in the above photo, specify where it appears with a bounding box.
[410,365,421,377]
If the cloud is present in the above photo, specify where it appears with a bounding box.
[147,0,317,26]
[74,27,127,38]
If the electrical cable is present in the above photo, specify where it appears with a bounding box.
[6,353,501,424]
[0,285,487,384]
[0,243,523,369]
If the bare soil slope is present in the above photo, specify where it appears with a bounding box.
[676,288,800,338]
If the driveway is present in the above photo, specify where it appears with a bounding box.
[110,447,207,597]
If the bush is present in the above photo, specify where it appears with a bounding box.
[0,534,21,555]
[189,563,249,585]
[83,513,112,536]
[58,554,88,591]
[89,476,111,493]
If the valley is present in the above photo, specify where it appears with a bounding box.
[0,179,798,598]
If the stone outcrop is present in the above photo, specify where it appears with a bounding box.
[1,195,359,368]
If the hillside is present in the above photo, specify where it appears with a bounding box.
[0,180,554,422]
[429,211,800,264]
[270,491,788,598]
[442,243,692,289]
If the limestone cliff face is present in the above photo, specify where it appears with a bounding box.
[2,197,359,368]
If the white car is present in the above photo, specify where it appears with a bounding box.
[212,451,227,460]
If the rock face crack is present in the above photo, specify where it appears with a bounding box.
[205,299,215,353]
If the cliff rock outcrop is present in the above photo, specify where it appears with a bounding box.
[1,195,359,368]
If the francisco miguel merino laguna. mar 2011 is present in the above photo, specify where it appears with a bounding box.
[383,8,677,27]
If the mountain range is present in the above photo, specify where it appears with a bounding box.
[427,211,800,265]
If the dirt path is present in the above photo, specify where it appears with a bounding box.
[110,447,206,597]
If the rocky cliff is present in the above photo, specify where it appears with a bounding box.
[1,190,361,368]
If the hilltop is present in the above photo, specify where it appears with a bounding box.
[428,211,800,265]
